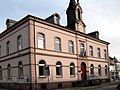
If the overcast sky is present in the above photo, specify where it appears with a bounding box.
[0,0,120,59]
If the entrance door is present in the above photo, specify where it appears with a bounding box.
[81,62,86,80]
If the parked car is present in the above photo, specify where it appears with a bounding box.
[115,83,120,90]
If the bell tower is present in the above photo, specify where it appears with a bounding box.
[66,0,86,33]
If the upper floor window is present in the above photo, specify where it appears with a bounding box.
[56,61,62,76]
[90,64,94,76]
[70,63,75,76]
[97,48,101,58]
[0,66,2,79]
[6,41,11,55]
[38,33,45,49]
[80,43,85,56]
[18,61,23,78]
[89,46,93,57]
[55,37,61,52]
[68,40,74,53]
[17,35,22,51]
[98,65,101,76]
[7,64,11,78]
[39,60,46,76]
[0,46,1,57]
[104,49,107,59]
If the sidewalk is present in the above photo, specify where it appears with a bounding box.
[53,80,119,90]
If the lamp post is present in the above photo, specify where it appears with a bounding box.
[45,65,50,90]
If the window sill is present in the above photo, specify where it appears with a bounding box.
[70,75,75,78]
[105,74,108,76]
[56,75,62,78]
[19,76,24,79]
[8,77,12,79]
[98,75,102,77]
[39,75,46,78]
[90,75,94,77]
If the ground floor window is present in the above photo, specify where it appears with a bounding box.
[39,60,46,76]
[70,63,75,76]
[56,61,62,77]
[0,66,2,79]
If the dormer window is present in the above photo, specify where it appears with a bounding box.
[54,15,59,25]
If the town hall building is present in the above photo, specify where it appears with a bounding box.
[0,0,110,89]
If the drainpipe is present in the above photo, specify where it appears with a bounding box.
[33,18,38,90]
[75,32,79,83]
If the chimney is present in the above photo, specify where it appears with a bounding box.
[6,19,17,29]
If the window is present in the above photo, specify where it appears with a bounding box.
[0,46,1,57]
[70,63,75,76]
[97,48,101,58]
[104,50,107,59]
[18,61,23,78]
[0,66,2,79]
[55,37,61,51]
[90,64,94,76]
[89,46,93,57]
[54,16,59,24]
[80,43,84,56]
[17,35,22,51]
[39,60,46,76]
[105,65,107,75]
[56,61,62,76]
[78,9,81,20]
[7,64,11,78]
[98,65,101,76]
[68,40,74,53]
[6,41,11,55]
[38,33,45,49]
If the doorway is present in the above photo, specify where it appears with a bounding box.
[81,62,87,80]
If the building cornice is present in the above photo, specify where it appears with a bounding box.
[0,14,110,45]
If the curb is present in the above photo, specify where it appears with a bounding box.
[53,80,119,90]
[80,80,119,90]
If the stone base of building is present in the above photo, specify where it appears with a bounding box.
[0,79,110,90]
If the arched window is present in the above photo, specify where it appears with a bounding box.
[0,66,2,79]
[17,35,22,51]
[55,37,61,51]
[70,63,75,76]
[90,64,94,76]
[104,49,107,59]
[18,61,23,78]
[97,48,101,58]
[6,41,11,55]
[89,46,93,57]
[98,65,101,76]
[56,61,62,76]
[39,60,46,76]
[78,9,81,20]
[105,65,107,75]
[7,64,11,78]
[38,33,45,49]
[80,43,84,56]
[0,46,1,57]
[68,40,74,53]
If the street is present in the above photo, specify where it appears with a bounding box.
[92,85,116,90]
[54,81,118,90]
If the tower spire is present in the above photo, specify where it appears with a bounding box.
[77,0,80,5]
[68,0,76,9]
[66,0,86,33]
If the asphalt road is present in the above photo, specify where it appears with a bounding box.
[92,85,117,90]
